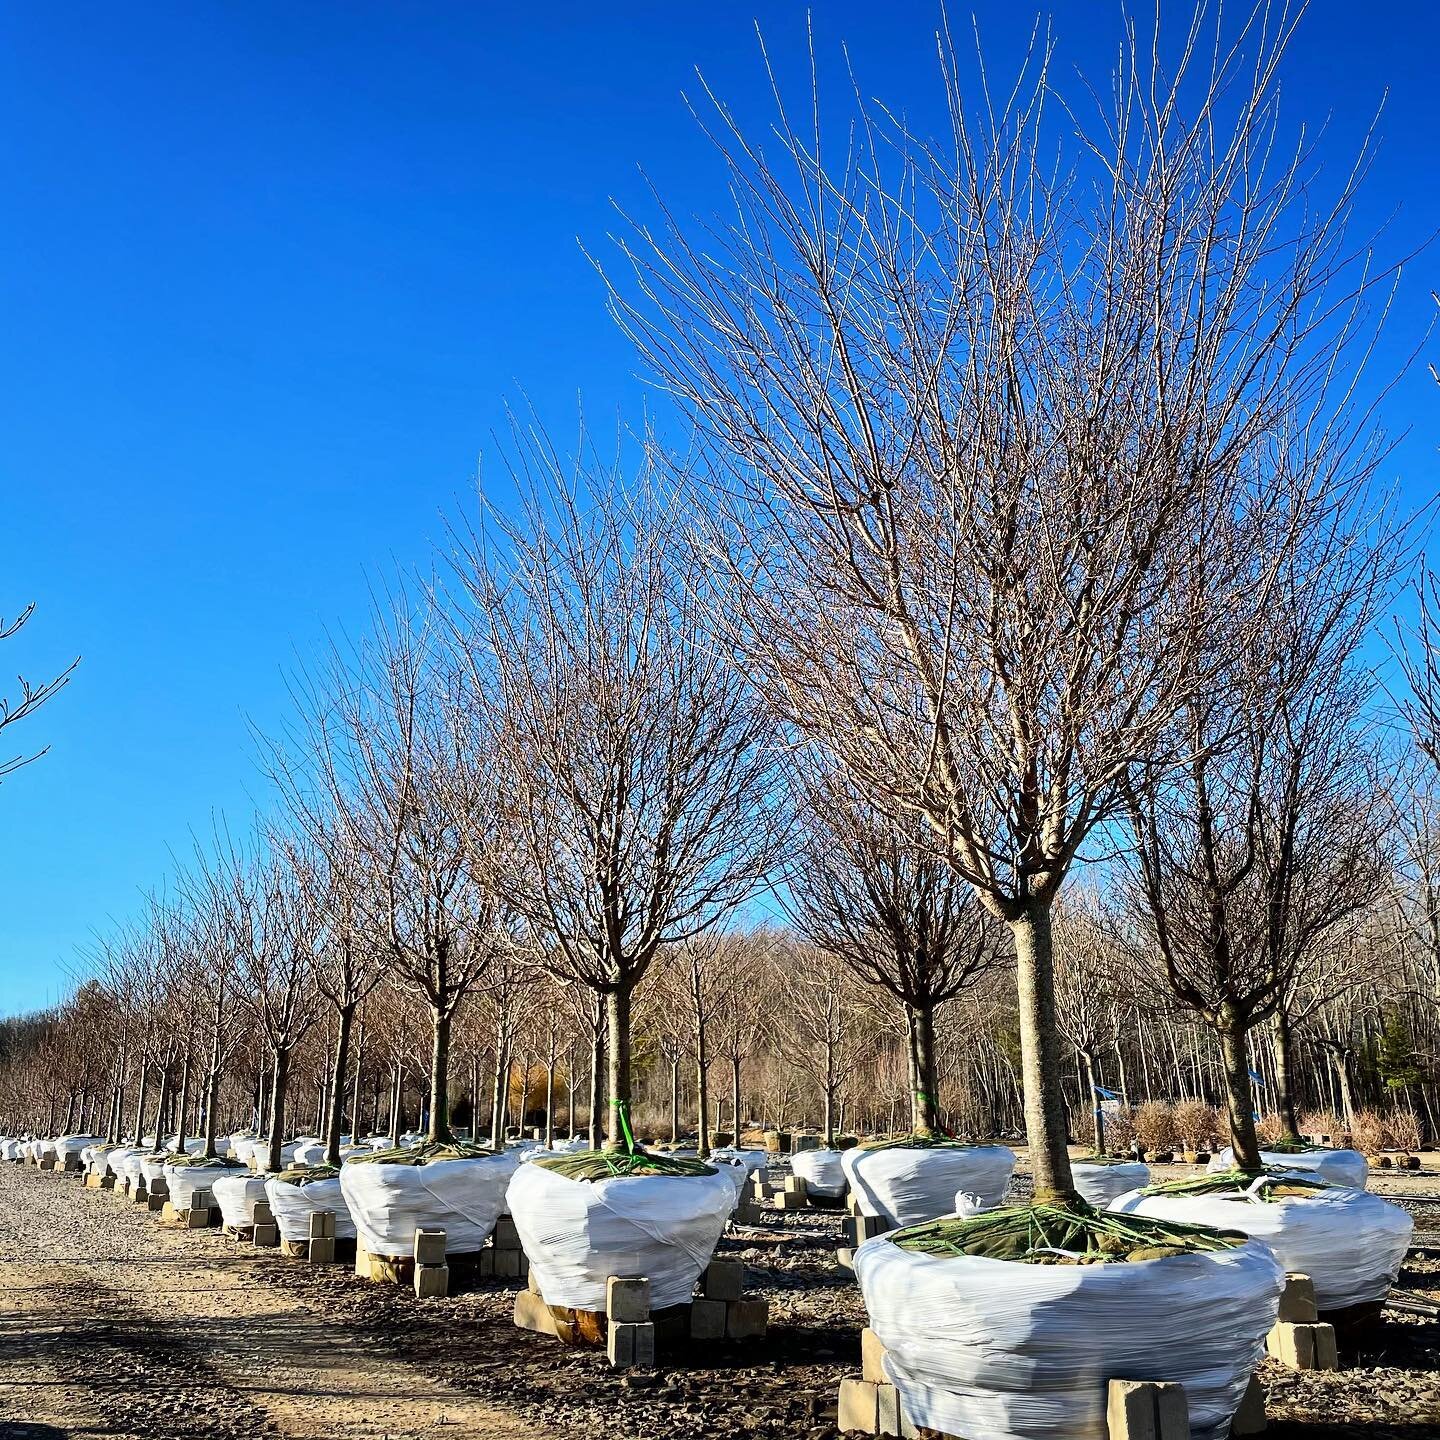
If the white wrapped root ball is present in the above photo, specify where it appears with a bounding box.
[1071,1160,1151,1208]
[507,1159,735,1311]
[163,1158,244,1208]
[856,1233,1283,1440]
[140,1154,170,1186]
[1208,1146,1368,1190]
[212,1173,271,1228]
[1111,1174,1411,1311]
[54,1134,103,1163]
[844,1142,1015,1227]
[108,1147,144,1182]
[339,1148,513,1257]
[266,1172,358,1241]
[792,1148,847,1199]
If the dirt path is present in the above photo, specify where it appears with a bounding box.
[0,1164,538,1440]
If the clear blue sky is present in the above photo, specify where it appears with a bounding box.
[1,2,1437,1015]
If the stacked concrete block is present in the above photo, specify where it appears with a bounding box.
[1105,1380,1189,1440]
[146,1175,169,1213]
[777,1174,809,1210]
[837,1212,890,1271]
[1231,1375,1267,1436]
[251,1198,280,1248]
[477,1215,529,1280]
[837,1328,916,1437]
[606,1277,654,1370]
[413,1227,449,1298]
[307,1210,336,1264]
[1265,1273,1337,1372]
[184,1188,214,1229]
[689,1260,768,1342]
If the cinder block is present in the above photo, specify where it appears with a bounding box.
[703,1260,744,1303]
[1231,1373,1266,1435]
[413,1228,447,1266]
[1105,1379,1188,1440]
[1278,1274,1318,1323]
[251,1199,274,1226]
[184,1206,211,1230]
[726,1295,768,1340]
[514,1289,560,1336]
[792,1134,820,1152]
[414,1262,449,1298]
[493,1248,522,1279]
[606,1276,651,1323]
[493,1216,521,1250]
[778,1191,807,1210]
[606,1320,655,1369]
[876,1382,915,1437]
[1265,1321,1338,1371]
[861,1327,889,1383]
[690,1297,727,1340]
[838,1378,880,1434]
[843,1215,889,1246]
[784,1175,809,1198]
[307,1236,336,1264]
[308,1210,335,1240]
[147,1192,167,1213]
[253,1222,280,1248]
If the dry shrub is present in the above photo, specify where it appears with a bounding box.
[1299,1109,1342,1142]
[1349,1109,1391,1156]
[1388,1108,1422,1152]
[1134,1101,1177,1152]
[1255,1112,1285,1146]
[1101,1106,1137,1156]
[1172,1099,1219,1150]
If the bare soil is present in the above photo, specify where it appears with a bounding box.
[2,1151,1438,1439]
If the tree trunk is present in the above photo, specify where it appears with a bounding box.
[490,1034,509,1146]
[731,1055,742,1143]
[1271,1008,1301,1143]
[387,1063,402,1145]
[696,1017,711,1157]
[1219,1008,1262,1171]
[1081,1049,1105,1154]
[428,1005,452,1144]
[564,1041,575,1138]
[908,1003,941,1136]
[1010,901,1077,1204]
[324,1003,356,1166]
[148,1064,171,1152]
[605,982,633,1151]
[202,1018,223,1158]
[545,1045,557,1147]
[349,1022,365,1144]
[266,1047,291,1174]
[669,1058,680,1143]
[587,1018,603,1150]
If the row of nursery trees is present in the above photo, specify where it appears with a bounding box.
[4,872,1440,1160]
[6,3,1440,1207]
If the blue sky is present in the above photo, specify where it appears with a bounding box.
[1,2,1437,1015]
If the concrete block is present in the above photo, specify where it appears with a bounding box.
[493,1216,521,1250]
[281,1238,308,1259]
[861,1327,889,1384]
[184,1205,211,1230]
[62,1155,82,1172]
[159,1201,180,1224]
[1278,1274,1318,1323]
[253,1222,280,1248]
[703,1259,744,1303]
[784,1175,809,1198]
[413,1228,447,1266]
[514,1289,561,1337]
[414,1262,449,1298]
[1265,1321,1338,1371]
[308,1210,335,1240]
[354,1245,373,1279]
[493,1248,522,1279]
[307,1236,336,1264]
[147,1191,167,1213]
[1105,1379,1188,1440]
[606,1276,651,1323]
[1230,1373,1266,1435]
[836,1246,856,1273]
[726,1295,768,1340]
[838,1378,880,1434]
[876,1382,914,1437]
[792,1134,820,1152]
[527,1268,542,1296]
[843,1215,889,1246]
[606,1320,655,1369]
[778,1190,808,1210]
[690,1297,727,1340]
[251,1199,274,1226]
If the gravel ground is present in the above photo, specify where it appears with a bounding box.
[2,1153,1439,1439]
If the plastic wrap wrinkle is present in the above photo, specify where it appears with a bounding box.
[792,1148,847,1197]
[856,1233,1284,1440]
[843,1144,1016,1226]
[266,1174,358,1241]
[339,1152,514,1257]
[211,1173,270,1228]
[1071,1161,1151,1207]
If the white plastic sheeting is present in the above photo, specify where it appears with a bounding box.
[140,1155,170,1186]
[54,1135,103,1162]
[266,1173,358,1242]
[0,1139,22,1161]
[843,1144,1016,1227]
[791,1148,847,1199]
[711,1147,768,1178]
[163,1160,244,1209]
[115,1151,149,1188]
[1071,1161,1151,1208]
[855,1233,1284,1440]
[105,1146,142,1180]
[1207,1147,1368,1189]
[340,1152,515,1257]
[211,1173,270,1228]
[1111,1176,1412,1310]
[507,1162,734,1311]
[292,1141,368,1167]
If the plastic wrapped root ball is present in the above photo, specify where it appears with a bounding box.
[792,1148,847,1200]
[266,1168,358,1242]
[855,1208,1284,1440]
[1208,1146,1368,1190]
[843,1140,1016,1227]
[1071,1159,1151,1208]
[508,1151,735,1311]
[163,1156,246,1209]
[1111,1171,1411,1311]
[339,1143,514,1258]
[211,1172,271,1229]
